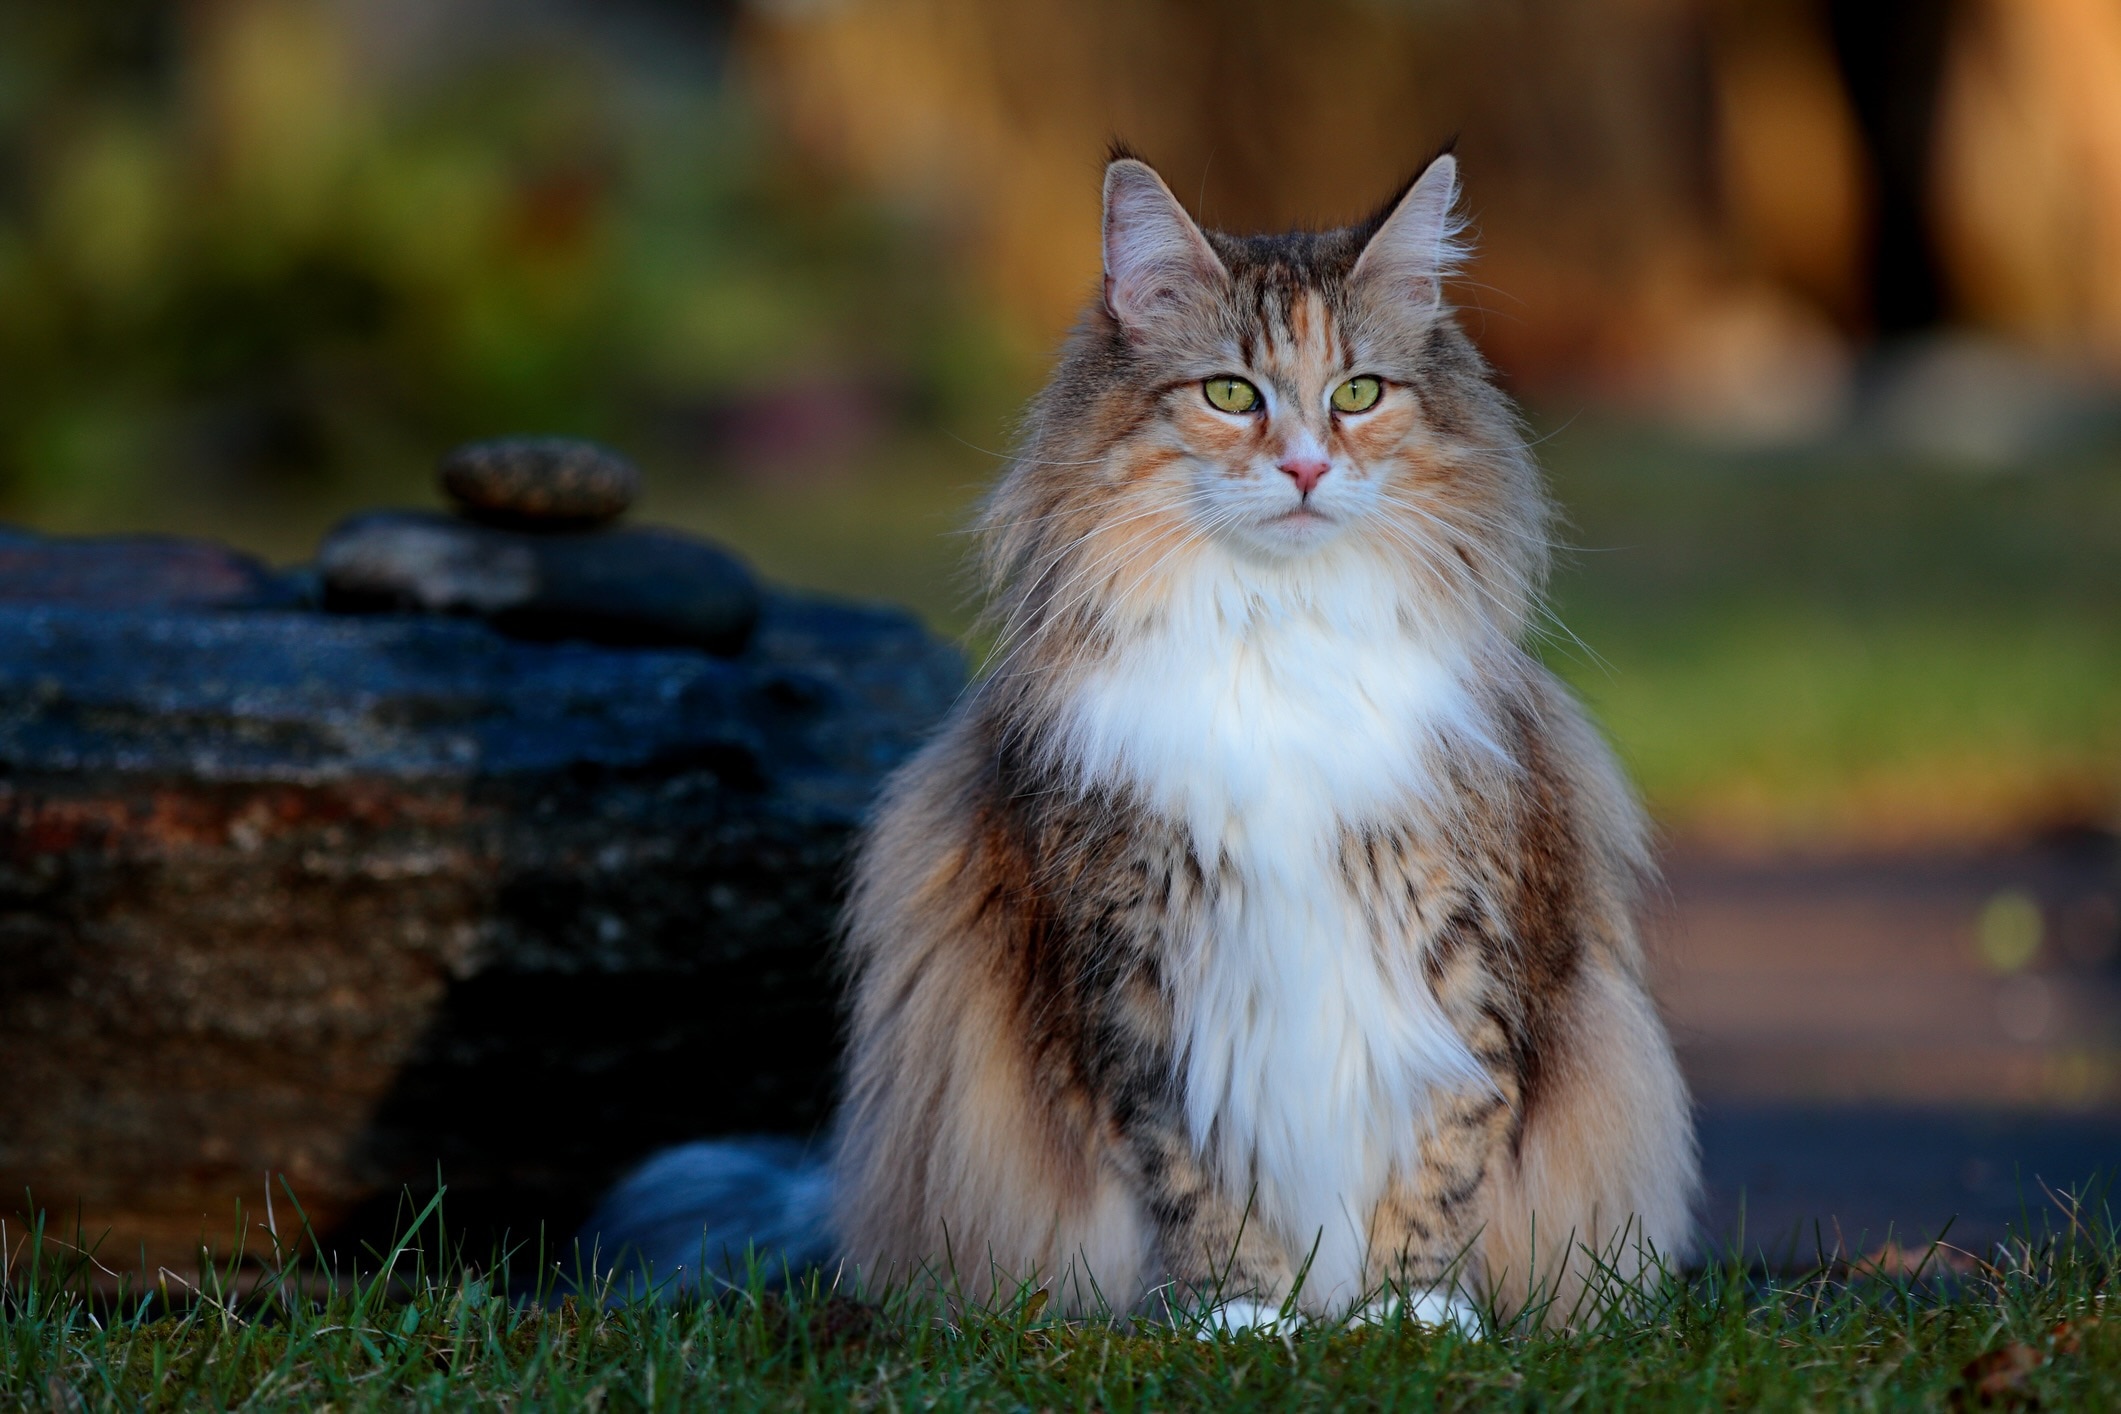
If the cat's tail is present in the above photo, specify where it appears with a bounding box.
[572,1136,836,1301]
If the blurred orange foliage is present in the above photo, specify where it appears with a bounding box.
[742,0,2121,425]
[1932,0,2121,364]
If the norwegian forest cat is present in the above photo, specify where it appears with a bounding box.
[587,149,1698,1330]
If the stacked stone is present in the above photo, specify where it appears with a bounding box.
[319,438,758,655]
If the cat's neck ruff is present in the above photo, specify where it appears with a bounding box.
[1047,535,1503,1307]
[1050,535,1500,854]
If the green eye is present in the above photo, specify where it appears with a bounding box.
[1331,376,1383,413]
[1203,377,1262,414]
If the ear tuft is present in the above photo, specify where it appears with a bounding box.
[1105,136,1150,167]
[1350,152,1466,313]
[1101,157,1224,338]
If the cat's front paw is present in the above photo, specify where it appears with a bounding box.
[1355,1289,1482,1334]
[1194,1297,1303,1339]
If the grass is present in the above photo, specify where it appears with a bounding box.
[5,1189,2117,1410]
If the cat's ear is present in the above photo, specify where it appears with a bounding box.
[1350,152,1463,314]
[1102,157,1225,339]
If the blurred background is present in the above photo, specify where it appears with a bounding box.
[4,0,2118,1243]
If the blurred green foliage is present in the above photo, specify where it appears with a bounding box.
[0,0,1005,554]
[1540,426,2121,844]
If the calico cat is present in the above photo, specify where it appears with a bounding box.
[586,149,1697,1329]
[829,148,1695,1328]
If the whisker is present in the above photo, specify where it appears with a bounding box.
[982,502,1250,683]
[1361,512,1612,678]
[982,492,1225,634]
[1367,485,1546,548]
[944,429,1111,468]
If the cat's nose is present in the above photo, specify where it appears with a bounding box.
[1277,457,1330,496]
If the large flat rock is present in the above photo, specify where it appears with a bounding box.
[0,590,961,1267]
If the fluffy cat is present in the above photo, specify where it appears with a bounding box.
[585,149,1697,1329]
[828,150,1697,1326]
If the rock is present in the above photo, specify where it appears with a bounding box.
[318,511,535,617]
[0,526,301,610]
[440,438,641,528]
[318,511,760,655]
[0,559,962,1272]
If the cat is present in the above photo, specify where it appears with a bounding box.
[584,148,1698,1330]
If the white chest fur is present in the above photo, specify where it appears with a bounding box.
[1055,548,1493,1307]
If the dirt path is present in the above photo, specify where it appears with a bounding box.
[1657,832,2120,1255]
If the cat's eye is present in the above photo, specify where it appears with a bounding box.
[1203,377,1262,414]
[1332,376,1383,413]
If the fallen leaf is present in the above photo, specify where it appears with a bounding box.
[1956,1341,2043,1407]
[1859,1241,1978,1277]
[2049,1317,2096,1356]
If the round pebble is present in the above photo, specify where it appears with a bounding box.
[440,438,641,529]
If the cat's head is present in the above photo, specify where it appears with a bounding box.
[985,150,1549,662]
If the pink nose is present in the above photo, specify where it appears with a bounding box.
[1278,457,1329,496]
